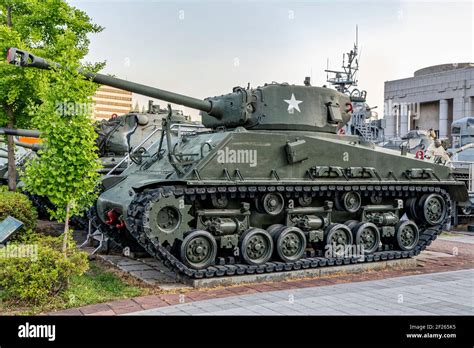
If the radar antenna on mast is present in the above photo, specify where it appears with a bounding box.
[325,25,364,101]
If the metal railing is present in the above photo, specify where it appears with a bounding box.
[106,126,162,175]
[452,161,474,192]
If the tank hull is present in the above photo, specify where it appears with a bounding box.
[94,130,466,277]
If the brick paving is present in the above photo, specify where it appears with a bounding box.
[46,234,474,316]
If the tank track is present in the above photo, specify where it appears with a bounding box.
[108,184,451,279]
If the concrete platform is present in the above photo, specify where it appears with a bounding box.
[183,258,417,289]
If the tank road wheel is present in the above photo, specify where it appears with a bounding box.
[262,193,285,215]
[273,227,306,262]
[267,224,285,237]
[180,230,217,269]
[240,228,274,265]
[324,224,353,257]
[420,193,447,226]
[344,220,359,230]
[337,192,362,213]
[394,220,419,251]
[352,222,380,254]
[405,197,419,220]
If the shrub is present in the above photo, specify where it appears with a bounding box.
[0,190,38,231]
[0,234,89,304]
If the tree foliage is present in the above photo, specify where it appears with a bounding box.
[22,65,102,223]
[0,0,103,190]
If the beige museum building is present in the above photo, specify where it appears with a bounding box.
[384,63,474,139]
[92,85,133,120]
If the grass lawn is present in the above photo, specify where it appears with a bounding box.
[0,261,148,315]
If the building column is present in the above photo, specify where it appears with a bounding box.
[464,96,473,117]
[439,99,448,138]
[400,103,408,136]
[453,97,465,120]
[383,99,396,138]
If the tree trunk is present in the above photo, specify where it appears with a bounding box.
[5,8,15,191]
[5,106,16,192]
[6,6,12,27]
[62,201,72,255]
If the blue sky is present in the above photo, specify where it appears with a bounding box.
[71,0,473,119]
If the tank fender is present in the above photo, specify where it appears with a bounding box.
[444,184,469,203]
[130,180,189,193]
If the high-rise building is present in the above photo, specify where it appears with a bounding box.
[384,63,474,139]
[92,85,132,120]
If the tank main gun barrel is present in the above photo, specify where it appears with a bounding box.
[7,48,220,117]
[0,127,41,138]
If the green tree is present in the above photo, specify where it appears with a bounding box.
[22,65,102,251]
[0,0,103,191]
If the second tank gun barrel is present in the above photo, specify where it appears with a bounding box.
[0,128,41,138]
[7,48,218,117]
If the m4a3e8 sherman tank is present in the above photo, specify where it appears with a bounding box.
[8,48,468,278]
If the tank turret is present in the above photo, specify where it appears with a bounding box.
[7,48,352,133]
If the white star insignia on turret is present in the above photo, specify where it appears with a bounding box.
[284,93,302,113]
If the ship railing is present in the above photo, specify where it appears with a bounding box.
[452,161,474,192]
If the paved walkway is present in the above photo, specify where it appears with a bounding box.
[47,234,473,316]
[440,234,474,245]
[129,269,474,316]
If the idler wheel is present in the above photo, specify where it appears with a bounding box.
[324,224,353,257]
[180,230,217,269]
[273,226,306,262]
[239,228,273,265]
[419,193,447,226]
[352,222,380,254]
[394,220,419,251]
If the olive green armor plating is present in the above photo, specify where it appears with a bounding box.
[8,48,469,277]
